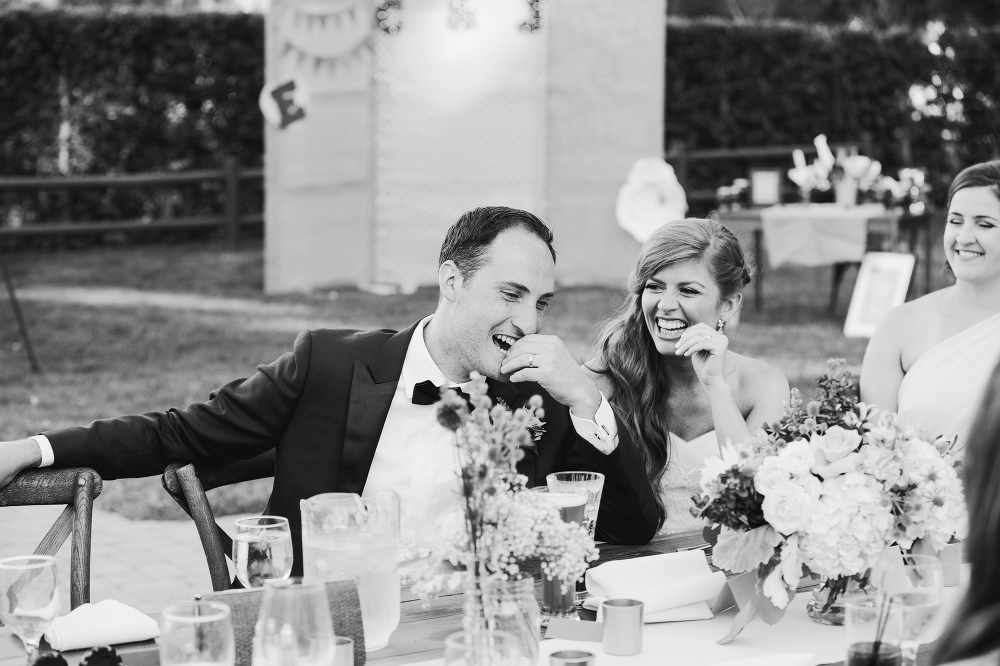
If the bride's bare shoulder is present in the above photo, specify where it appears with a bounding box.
[727,351,788,398]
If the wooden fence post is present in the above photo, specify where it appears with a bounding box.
[224,156,240,249]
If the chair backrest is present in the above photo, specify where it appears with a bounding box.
[0,468,103,611]
[199,579,366,666]
[160,450,276,592]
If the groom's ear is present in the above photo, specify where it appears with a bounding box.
[439,260,462,302]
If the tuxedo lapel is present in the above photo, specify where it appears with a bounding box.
[338,321,419,495]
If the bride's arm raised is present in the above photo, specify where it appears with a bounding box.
[860,306,907,413]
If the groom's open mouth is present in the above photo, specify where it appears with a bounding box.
[493,333,518,353]
[655,317,688,341]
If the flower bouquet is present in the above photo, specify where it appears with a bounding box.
[400,373,597,660]
[693,360,965,639]
[788,134,886,205]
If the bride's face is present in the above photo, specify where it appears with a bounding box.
[640,258,725,356]
[945,186,1000,285]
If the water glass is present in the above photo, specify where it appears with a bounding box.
[233,516,293,588]
[873,554,944,666]
[159,601,235,666]
[532,490,587,623]
[300,491,401,651]
[0,555,59,666]
[255,578,336,666]
[545,472,605,541]
[845,598,902,666]
[444,630,521,666]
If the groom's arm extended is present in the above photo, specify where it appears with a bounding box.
[501,334,661,545]
[0,331,315,487]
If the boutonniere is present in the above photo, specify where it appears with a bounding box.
[493,396,545,448]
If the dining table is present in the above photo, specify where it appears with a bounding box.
[0,529,945,666]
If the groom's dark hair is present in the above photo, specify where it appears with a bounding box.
[438,206,556,280]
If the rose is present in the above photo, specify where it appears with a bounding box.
[777,440,815,476]
[761,481,813,535]
[813,451,865,480]
[753,456,791,495]
[811,425,863,463]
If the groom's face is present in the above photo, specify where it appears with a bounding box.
[449,227,555,381]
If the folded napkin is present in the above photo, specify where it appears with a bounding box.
[585,551,727,623]
[715,654,815,666]
[45,600,160,651]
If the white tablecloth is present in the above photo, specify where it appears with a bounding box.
[760,203,886,269]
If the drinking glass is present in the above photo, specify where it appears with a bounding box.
[334,636,355,666]
[233,516,293,588]
[532,489,587,623]
[845,598,902,666]
[300,490,400,651]
[444,630,520,666]
[159,601,235,666]
[545,472,605,541]
[255,578,336,666]
[0,555,59,666]
[873,554,944,666]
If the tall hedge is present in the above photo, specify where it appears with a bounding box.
[1,11,998,226]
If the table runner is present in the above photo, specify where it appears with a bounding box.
[760,203,885,269]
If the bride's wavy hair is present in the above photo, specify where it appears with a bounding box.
[588,216,753,522]
[933,360,1000,664]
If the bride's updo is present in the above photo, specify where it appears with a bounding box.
[590,217,754,522]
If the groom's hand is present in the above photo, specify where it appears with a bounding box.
[0,439,42,490]
[501,334,602,419]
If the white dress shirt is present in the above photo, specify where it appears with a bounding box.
[33,317,619,543]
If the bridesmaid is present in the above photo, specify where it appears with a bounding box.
[861,160,1000,450]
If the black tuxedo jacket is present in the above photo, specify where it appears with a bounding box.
[46,321,660,574]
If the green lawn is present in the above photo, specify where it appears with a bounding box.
[0,229,949,519]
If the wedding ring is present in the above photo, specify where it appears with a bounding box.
[529,353,536,368]
[706,334,713,342]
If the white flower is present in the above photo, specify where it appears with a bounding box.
[777,440,815,476]
[811,425,863,463]
[813,451,865,480]
[699,456,731,497]
[754,457,791,495]
[761,481,813,535]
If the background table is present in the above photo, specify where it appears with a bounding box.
[717,207,934,313]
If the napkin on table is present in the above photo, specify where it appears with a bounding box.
[44,599,160,651]
[585,550,727,623]
[714,654,815,666]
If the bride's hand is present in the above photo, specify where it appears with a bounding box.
[673,322,729,387]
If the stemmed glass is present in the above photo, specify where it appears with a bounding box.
[159,601,235,666]
[874,553,944,666]
[0,555,60,666]
[233,516,293,588]
[255,578,336,666]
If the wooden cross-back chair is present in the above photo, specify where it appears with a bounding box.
[160,449,276,592]
[0,468,102,612]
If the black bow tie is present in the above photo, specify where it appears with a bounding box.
[412,380,470,406]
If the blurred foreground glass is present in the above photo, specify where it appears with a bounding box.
[444,629,520,666]
[300,490,400,651]
[159,601,235,666]
[233,516,293,588]
[531,489,586,623]
[845,598,902,666]
[255,578,335,666]
[545,472,604,541]
[872,554,944,666]
[0,555,59,666]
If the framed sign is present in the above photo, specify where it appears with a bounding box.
[844,252,916,338]
[749,168,782,207]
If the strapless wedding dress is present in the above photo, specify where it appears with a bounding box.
[658,430,720,534]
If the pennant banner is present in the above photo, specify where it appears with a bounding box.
[278,0,373,74]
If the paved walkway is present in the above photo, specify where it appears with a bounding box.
[1,505,254,615]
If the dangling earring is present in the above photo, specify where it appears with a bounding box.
[716,319,726,334]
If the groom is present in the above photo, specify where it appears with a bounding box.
[0,207,660,572]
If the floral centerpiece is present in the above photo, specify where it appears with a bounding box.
[693,360,965,637]
[788,134,887,205]
[400,373,597,659]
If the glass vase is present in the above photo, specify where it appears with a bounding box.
[806,574,871,626]
[485,577,540,666]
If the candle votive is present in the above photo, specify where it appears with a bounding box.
[550,650,595,666]
[602,598,643,656]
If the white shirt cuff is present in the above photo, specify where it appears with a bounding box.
[569,393,619,455]
[30,435,54,467]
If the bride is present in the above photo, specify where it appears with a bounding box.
[861,160,1000,451]
[585,217,789,532]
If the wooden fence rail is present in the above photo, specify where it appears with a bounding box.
[0,157,264,248]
